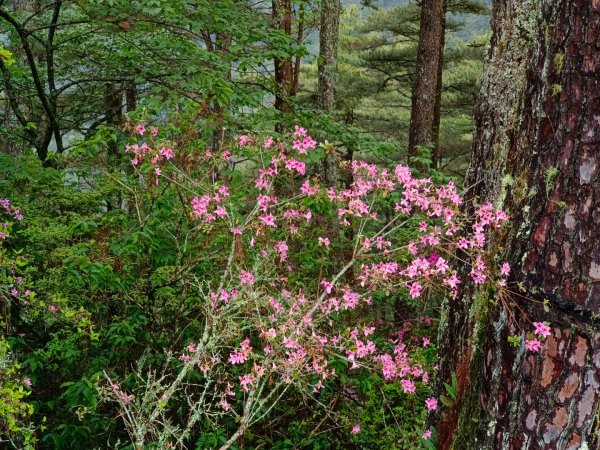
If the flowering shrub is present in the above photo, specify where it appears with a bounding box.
[0,200,36,449]
[91,124,526,449]
[0,124,551,449]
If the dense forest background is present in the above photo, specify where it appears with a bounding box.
[1,0,599,449]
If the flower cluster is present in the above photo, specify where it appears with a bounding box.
[525,322,552,352]
[111,384,134,405]
[125,126,175,183]
[116,125,545,444]
[0,198,23,240]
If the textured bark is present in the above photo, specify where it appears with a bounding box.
[438,1,600,449]
[317,0,341,112]
[318,0,341,187]
[104,82,123,158]
[272,0,293,114]
[408,0,446,167]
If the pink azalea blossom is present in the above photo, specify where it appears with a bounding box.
[525,339,543,352]
[425,397,438,411]
[159,148,175,160]
[259,214,277,227]
[351,424,361,435]
[294,125,307,137]
[408,282,422,299]
[239,270,255,285]
[533,322,551,338]
[401,379,416,393]
[422,429,432,439]
[263,136,273,148]
[318,237,330,247]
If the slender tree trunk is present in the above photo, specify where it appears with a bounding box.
[272,0,293,115]
[437,1,600,449]
[430,5,446,170]
[318,0,341,187]
[408,0,446,168]
[105,82,123,158]
[290,1,305,97]
[318,0,340,112]
[126,82,137,113]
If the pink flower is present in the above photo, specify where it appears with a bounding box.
[220,399,231,411]
[238,134,254,147]
[152,127,159,137]
[422,337,430,347]
[239,374,255,392]
[422,429,432,439]
[525,339,542,352]
[218,185,230,197]
[443,273,460,289]
[259,214,277,227]
[263,136,273,148]
[300,180,318,195]
[239,270,255,285]
[275,241,288,261]
[318,237,330,247]
[500,262,511,276]
[320,279,334,294]
[408,282,422,299]
[136,125,146,135]
[351,424,361,435]
[215,206,228,218]
[401,379,416,393]
[533,322,551,338]
[294,125,307,137]
[302,136,317,151]
[23,377,32,387]
[228,350,248,365]
[159,147,175,160]
[425,397,438,411]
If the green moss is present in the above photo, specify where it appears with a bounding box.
[451,286,495,449]
[544,166,559,197]
[551,83,562,96]
[553,52,565,74]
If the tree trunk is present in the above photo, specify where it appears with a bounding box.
[105,82,123,158]
[437,1,600,449]
[318,0,340,112]
[318,0,341,187]
[272,0,293,115]
[408,0,446,169]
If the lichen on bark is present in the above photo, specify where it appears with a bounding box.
[437,0,600,448]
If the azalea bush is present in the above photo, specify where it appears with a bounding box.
[0,199,36,449]
[81,123,515,449]
[0,120,553,449]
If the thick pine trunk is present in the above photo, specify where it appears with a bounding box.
[438,1,600,449]
[408,0,446,167]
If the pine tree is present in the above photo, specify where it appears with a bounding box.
[438,1,600,447]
